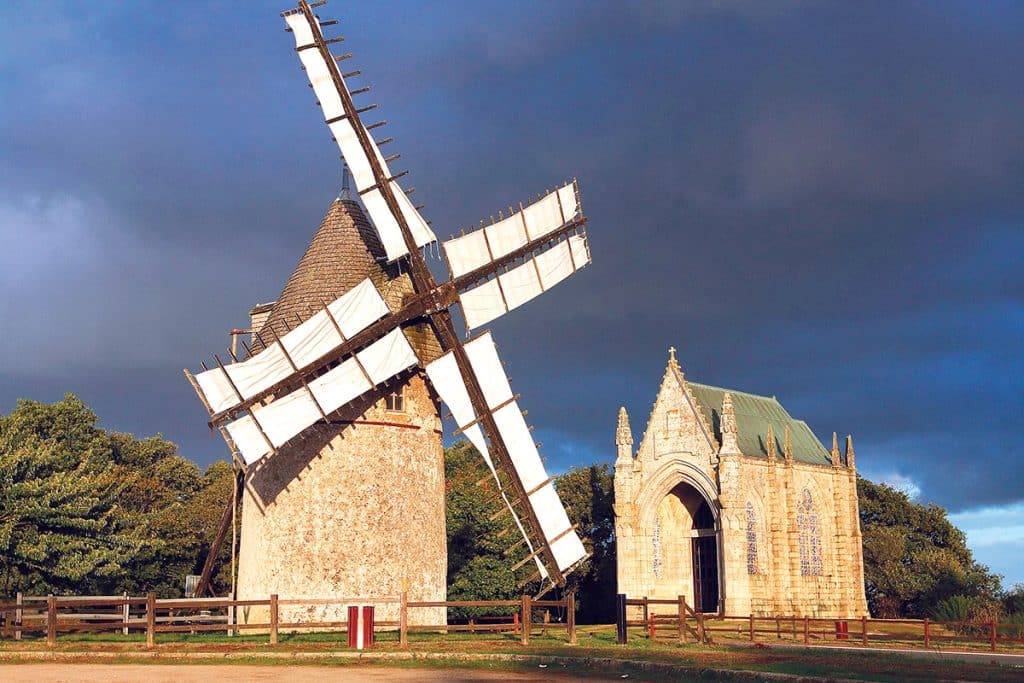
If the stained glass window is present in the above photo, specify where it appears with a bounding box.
[652,516,663,578]
[797,489,823,576]
[745,502,758,575]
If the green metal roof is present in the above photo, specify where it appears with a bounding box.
[686,382,833,466]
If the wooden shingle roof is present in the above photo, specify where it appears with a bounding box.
[253,198,441,362]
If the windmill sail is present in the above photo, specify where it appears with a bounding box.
[223,328,419,464]
[425,333,588,575]
[283,11,435,261]
[188,1,595,592]
[459,234,590,330]
[444,183,579,278]
[193,278,388,414]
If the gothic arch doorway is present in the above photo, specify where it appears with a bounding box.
[650,481,720,613]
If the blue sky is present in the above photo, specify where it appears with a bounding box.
[1,1,1021,586]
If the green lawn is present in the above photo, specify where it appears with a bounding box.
[2,625,1023,682]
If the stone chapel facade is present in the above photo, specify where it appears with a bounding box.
[614,349,868,617]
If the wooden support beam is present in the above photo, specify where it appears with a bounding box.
[192,470,244,599]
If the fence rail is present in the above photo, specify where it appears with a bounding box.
[0,592,576,648]
[617,594,1024,653]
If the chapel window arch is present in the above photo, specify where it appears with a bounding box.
[797,489,823,576]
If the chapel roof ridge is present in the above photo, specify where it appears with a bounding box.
[685,381,783,406]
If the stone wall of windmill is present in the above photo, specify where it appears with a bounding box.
[613,349,869,618]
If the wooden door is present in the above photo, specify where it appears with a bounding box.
[691,536,719,613]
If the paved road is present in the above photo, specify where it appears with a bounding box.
[0,664,602,682]
[760,642,1024,667]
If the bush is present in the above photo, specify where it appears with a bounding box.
[930,595,979,635]
[998,612,1024,640]
[930,595,1002,636]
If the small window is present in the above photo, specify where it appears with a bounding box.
[384,388,405,412]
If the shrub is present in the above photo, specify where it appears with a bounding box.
[930,595,979,635]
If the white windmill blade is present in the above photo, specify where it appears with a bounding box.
[192,278,388,415]
[223,327,419,465]
[425,332,589,576]
[458,233,591,330]
[283,10,436,261]
[443,182,580,279]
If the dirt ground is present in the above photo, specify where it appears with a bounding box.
[0,664,599,682]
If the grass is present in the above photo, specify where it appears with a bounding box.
[3,624,1023,682]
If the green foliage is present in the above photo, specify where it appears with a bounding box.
[929,595,976,624]
[444,443,617,623]
[858,477,1000,618]
[998,612,1024,639]
[0,394,236,598]
[554,464,616,623]
[929,595,1004,636]
[445,442,519,617]
[1003,583,1024,616]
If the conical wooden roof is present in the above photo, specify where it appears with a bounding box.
[255,199,390,346]
[253,198,441,362]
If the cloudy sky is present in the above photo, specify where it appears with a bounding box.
[1,1,1021,585]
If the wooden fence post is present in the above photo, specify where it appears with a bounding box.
[399,591,408,648]
[678,596,686,645]
[749,614,754,642]
[923,618,930,648]
[269,594,278,645]
[861,615,868,646]
[697,610,706,644]
[567,592,577,645]
[615,593,627,645]
[990,619,996,652]
[520,594,531,646]
[46,595,57,648]
[14,592,23,642]
[803,616,809,644]
[642,597,649,638]
[122,591,129,636]
[146,592,156,647]
[776,616,781,639]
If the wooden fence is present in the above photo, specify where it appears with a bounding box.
[618,594,1024,653]
[0,592,576,648]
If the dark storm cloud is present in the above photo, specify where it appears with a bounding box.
[1,0,1021,535]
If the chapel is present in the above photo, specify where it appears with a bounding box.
[614,348,869,617]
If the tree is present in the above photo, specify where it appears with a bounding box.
[858,476,1000,617]
[555,464,616,623]
[444,443,617,623]
[0,395,237,598]
[444,441,518,617]
[0,396,133,595]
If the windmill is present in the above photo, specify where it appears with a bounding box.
[185,0,592,602]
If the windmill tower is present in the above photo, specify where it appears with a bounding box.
[185,0,592,624]
[235,193,448,625]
